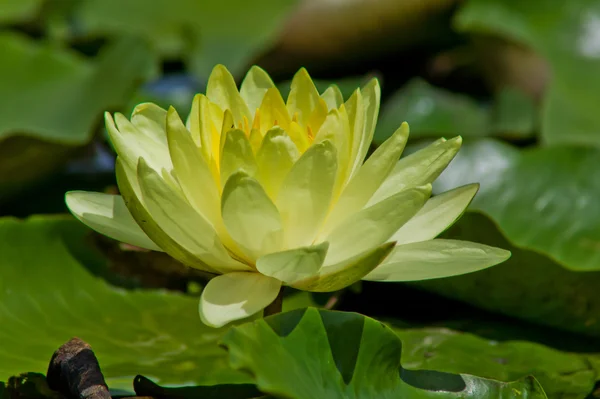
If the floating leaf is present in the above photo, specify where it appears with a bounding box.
[375,79,488,144]
[414,212,600,338]
[456,0,600,146]
[0,216,248,389]
[73,0,297,77]
[0,0,43,24]
[221,308,548,398]
[0,33,154,203]
[434,138,600,271]
[394,325,597,399]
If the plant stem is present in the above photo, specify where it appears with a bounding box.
[264,287,284,317]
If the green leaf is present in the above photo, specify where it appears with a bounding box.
[393,325,598,399]
[489,87,536,138]
[455,0,600,146]
[0,33,154,202]
[221,308,548,399]
[434,138,600,271]
[73,0,297,77]
[375,79,488,144]
[0,216,249,389]
[413,212,600,338]
[0,0,43,24]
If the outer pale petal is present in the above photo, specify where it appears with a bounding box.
[391,184,479,245]
[256,242,328,285]
[221,172,284,260]
[363,239,511,281]
[105,110,171,174]
[130,103,168,144]
[166,107,220,225]
[323,185,431,265]
[292,242,395,292]
[256,127,300,199]
[220,128,258,188]
[240,66,276,117]
[199,272,282,328]
[345,89,365,178]
[321,85,344,110]
[115,158,219,273]
[320,123,409,237]
[276,141,337,248]
[286,68,320,126]
[65,191,161,251]
[351,79,380,174]
[206,64,251,124]
[188,94,223,164]
[368,136,462,206]
[137,158,250,272]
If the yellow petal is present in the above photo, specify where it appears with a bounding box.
[391,184,479,245]
[352,79,381,173]
[65,191,162,251]
[221,171,284,260]
[323,185,431,265]
[286,121,310,153]
[240,65,275,118]
[256,242,328,285]
[106,110,171,174]
[345,89,366,178]
[314,107,351,200]
[293,242,395,292]
[286,68,320,127]
[276,140,337,248]
[206,64,251,124]
[320,85,344,110]
[258,87,291,133]
[220,128,257,188]
[115,158,219,273]
[199,272,281,327]
[363,239,511,282]
[319,123,409,238]
[368,136,462,206]
[136,158,250,272]
[166,107,220,226]
[256,127,300,199]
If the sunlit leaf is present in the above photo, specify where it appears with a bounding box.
[221,308,548,398]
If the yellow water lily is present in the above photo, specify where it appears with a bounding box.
[66,65,510,327]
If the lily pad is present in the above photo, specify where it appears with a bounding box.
[0,216,249,390]
[221,308,548,398]
[433,138,600,271]
[375,79,488,144]
[374,80,536,144]
[455,0,600,146]
[0,0,43,24]
[72,0,297,77]
[413,211,600,338]
[0,33,154,202]
[394,326,597,399]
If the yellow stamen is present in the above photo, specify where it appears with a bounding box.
[243,115,250,135]
[307,125,314,140]
[252,108,261,131]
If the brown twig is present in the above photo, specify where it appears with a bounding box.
[46,337,111,399]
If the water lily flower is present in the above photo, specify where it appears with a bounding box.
[66,65,510,328]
